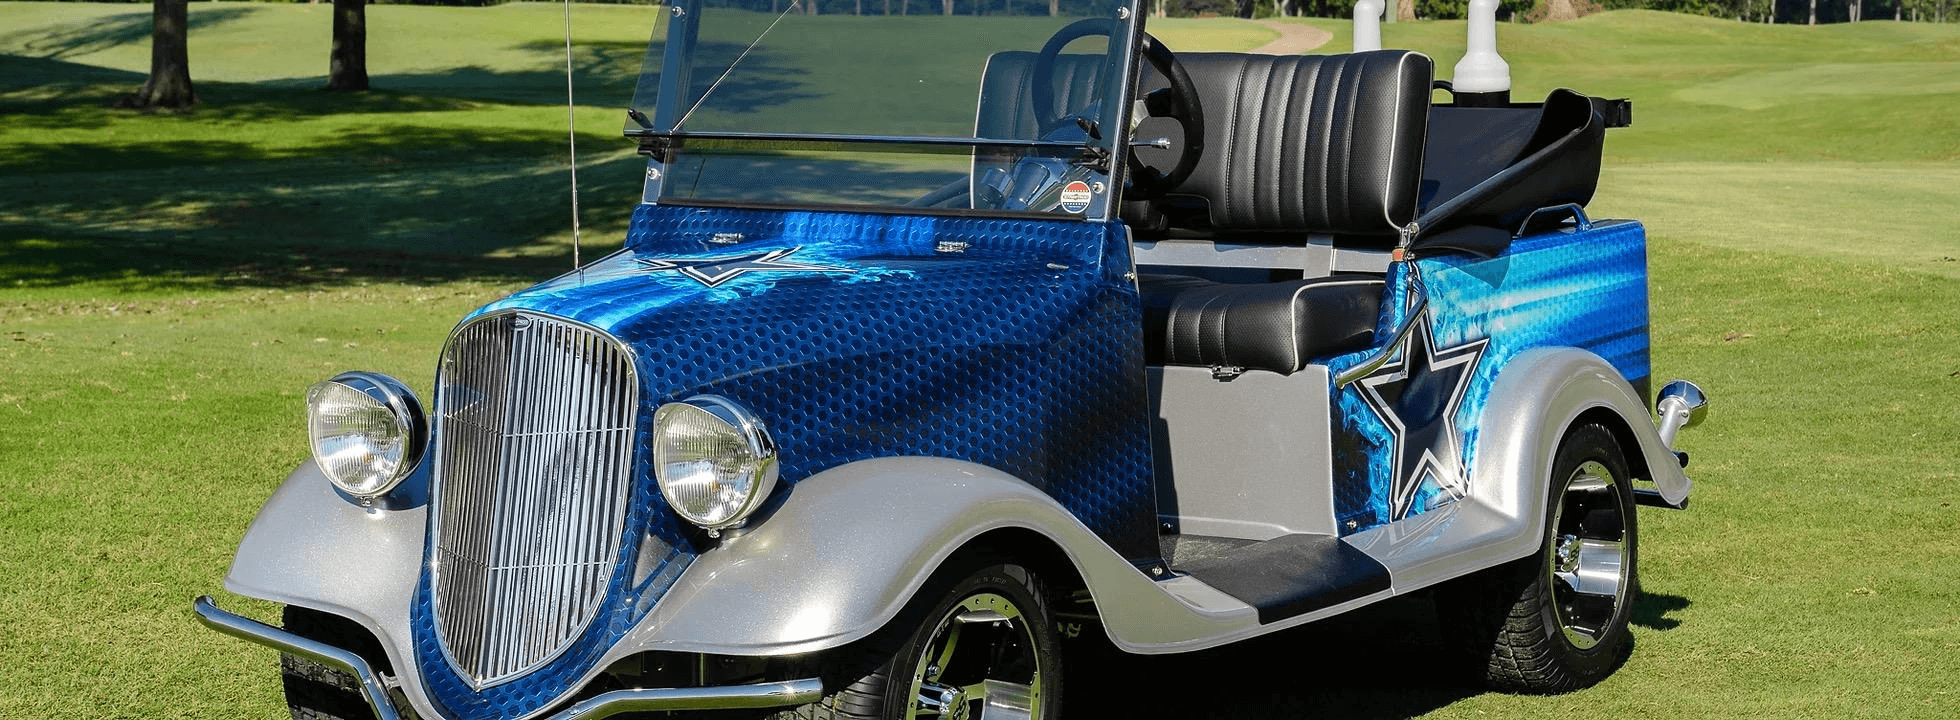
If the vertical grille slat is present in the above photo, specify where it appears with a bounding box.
[431,312,641,688]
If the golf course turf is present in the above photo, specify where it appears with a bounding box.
[1,3,1956,718]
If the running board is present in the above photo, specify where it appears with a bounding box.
[1167,534,1391,624]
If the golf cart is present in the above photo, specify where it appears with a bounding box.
[195,0,1711,718]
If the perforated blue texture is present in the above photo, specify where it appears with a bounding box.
[1323,221,1651,533]
[411,204,1157,718]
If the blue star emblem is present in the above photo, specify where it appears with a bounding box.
[635,247,854,287]
[1354,309,1488,522]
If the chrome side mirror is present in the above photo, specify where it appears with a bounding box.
[1654,379,1708,449]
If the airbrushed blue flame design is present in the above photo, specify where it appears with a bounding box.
[411,203,1158,718]
[1325,221,1651,533]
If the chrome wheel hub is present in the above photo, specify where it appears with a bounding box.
[1547,460,1630,650]
[907,593,1041,720]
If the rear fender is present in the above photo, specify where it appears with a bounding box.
[1352,346,1689,591]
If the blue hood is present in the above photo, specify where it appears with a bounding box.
[414,204,1159,718]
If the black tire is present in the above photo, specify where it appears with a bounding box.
[1438,422,1638,693]
[280,605,398,720]
[774,559,1062,720]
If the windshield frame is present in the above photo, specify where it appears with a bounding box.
[632,0,1144,223]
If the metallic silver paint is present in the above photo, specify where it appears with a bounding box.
[1346,346,1694,593]
[598,456,1274,658]
[1148,366,1336,539]
[195,595,403,720]
[221,460,446,717]
[1132,237,1391,277]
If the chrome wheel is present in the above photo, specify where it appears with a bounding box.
[905,592,1042,720]
[1546,459,1632,650]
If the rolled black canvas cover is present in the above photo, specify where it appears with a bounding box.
[1413,88,1609,255]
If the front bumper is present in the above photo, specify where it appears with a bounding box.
[193,596,823,720]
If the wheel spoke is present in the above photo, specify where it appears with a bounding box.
[926,622,964,683]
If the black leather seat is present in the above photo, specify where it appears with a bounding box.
[1134,50,1432,374]
[1155,50,1433,240]
[973,48,1432,374]
[1139,274,1383,373]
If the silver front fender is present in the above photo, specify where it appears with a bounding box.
[600,456,1260,661]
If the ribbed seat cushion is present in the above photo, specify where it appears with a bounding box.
[1139,274,1383,374]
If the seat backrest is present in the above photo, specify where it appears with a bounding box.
[1158,51,1434,242]
[975,51,1107,141]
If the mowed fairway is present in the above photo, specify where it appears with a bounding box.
[2,4,1957,719]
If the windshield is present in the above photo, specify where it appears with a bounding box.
[628,0,1137,217]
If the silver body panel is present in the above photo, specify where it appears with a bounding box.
[223,460,445,718]
[1148,365,1336,539]
[222,347,1692,717]
[1346,346,1693,592]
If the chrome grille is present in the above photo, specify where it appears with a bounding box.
[431,311,639,687]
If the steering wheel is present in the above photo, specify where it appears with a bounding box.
[1032,18,1205,201]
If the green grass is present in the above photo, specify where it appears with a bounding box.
[3,4,1959,719]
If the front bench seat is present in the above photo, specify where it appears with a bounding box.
[1140,274,1383,373]
[1135,50,1432,375]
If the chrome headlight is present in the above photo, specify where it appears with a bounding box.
[652,395,779,530]
[306,371,428,499]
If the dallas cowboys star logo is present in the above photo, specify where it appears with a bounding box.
[1354,309,1488,522]
[635,247,854,287]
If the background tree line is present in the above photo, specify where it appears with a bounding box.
[32,0,1953,21]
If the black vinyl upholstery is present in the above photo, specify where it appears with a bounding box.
[1165,50,1433,239]
[975,51,1107,141]
[1413,88,1607,246]
[1139,274,1383,374]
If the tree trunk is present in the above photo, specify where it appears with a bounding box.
[943,0,953,13]
[1808,0,1816,23]
[117,0,197,109]
[1050,0,1059,14]
[327,0,369,91]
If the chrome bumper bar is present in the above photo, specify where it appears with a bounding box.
[193,595,824,720]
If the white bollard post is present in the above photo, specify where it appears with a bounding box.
[1353,0,1384,52]
[1451,0,1511,104]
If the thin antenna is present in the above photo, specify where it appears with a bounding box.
[562,0,583,272]
[676,0,800,131]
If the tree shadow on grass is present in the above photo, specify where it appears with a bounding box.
[2,141,962,292]
[0,5,258,61]
[367,40,818,112]
[1,55,497,129]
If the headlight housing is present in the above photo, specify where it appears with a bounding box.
[306,371,428,499]
[652,395,779,530]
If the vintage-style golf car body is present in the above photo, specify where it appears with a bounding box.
[196,1,1710,718]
